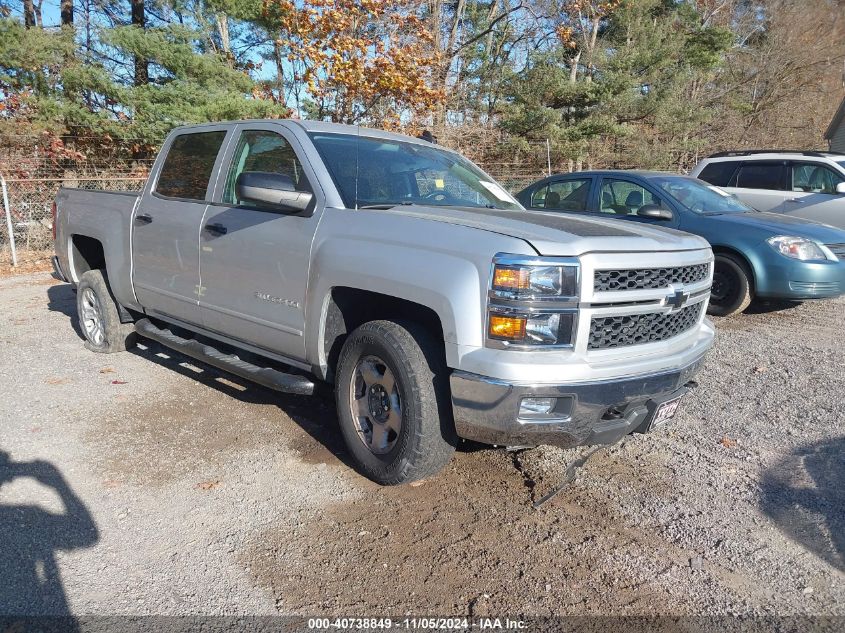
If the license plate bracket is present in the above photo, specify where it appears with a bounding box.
[642,390,687,432]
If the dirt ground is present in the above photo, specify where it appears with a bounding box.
[0,273,842,619]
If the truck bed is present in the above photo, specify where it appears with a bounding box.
[54,187,141,310]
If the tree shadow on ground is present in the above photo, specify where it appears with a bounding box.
[760,436,845,572]
[0,451,98,621]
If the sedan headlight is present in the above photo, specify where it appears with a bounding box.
[487,255,580,347]
[766,236,831,262]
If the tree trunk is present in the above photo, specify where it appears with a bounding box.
[61,0,73,25]
[132,0,148,86]
[23,0,37,28]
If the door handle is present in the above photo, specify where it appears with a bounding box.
[204,222,228,236]
[135,213,153,225]
[785,198,804,204]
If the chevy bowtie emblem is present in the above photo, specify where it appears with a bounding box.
[665,289,689,310]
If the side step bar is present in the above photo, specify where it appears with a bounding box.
[135,318,315,396]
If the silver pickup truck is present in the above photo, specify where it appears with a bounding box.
[52,120,715,484]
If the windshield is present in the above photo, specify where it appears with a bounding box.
[651,176,753,214]
[308,132,522,210]
[837,160,845,170]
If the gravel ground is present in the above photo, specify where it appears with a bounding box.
[0,272,842,618]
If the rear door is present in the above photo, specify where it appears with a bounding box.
[197,123,324,361]
[132,127,231,325]
[780,161,845,226]
[727,161,788,212]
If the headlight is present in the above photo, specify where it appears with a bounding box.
[766,236,830,261]
[491,262,578,299]
[487,255,580,348]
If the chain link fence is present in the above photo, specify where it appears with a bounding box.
[0,174,147,269]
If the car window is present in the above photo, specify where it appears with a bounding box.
[599,179,664,215]
[223,130,312,205]
[734,162,785,190]
[531,178,591,211]
[697,161,740,187]
[790,162,844,195]
[156,131,227,200]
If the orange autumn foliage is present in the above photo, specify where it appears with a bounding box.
[264,0,445,128]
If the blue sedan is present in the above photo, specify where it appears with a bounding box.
[516,170,845,316]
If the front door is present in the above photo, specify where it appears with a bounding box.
[197,124,323,361]
[132,128,230,325]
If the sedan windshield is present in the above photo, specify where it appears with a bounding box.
[308,132,522,210]
[651,176,753,214]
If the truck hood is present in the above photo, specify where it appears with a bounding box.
[703,211,845,243]
[379,205,709,255]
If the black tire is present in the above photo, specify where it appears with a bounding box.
[708,253,753,317]
[335,320,457,485]
[76,269,137,353]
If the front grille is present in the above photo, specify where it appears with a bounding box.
[588,303,703,350]
[825,243,845,258]
[594,264,710,292]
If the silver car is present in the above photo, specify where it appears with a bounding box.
[691,150,845,228]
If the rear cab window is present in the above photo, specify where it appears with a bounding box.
[155,131,227,200]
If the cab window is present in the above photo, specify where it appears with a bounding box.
[531,178,591,212]
[223,130,312,206]
[599,179,665,215]
[790,162,844,194]
[156,131,226,200]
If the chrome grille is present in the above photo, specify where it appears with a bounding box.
[825,243,845,258]
[594,264,710,292]
[588,303,704,350]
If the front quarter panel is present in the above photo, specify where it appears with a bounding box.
[305,208,536,374]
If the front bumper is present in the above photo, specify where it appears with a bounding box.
[755,258,845,299]
[450,353,706,449]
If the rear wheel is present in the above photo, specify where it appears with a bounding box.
[708,254,752,317]
[76,270,137,353]
[335,320,457,485]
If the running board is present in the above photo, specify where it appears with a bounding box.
[135,318,315,396]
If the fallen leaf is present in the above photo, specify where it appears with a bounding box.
[99,367,115,374]
[45,377,71,385]
[195,480,221,491]
[30,426,42,433]
[753,365,767,373]
[102,479,121,489]
[110,379,127,385]
[719,437,737,448]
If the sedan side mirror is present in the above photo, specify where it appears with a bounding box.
[236,171,314,212]
[637,204,673,221]
[836,182,845,195]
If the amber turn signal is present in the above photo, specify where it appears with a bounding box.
[492,266,530,292]
[488,314,527,340]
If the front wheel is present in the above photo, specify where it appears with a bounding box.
[708,254,753,317]
[335,320,457,485]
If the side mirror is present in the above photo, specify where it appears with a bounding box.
[637,205,673,221]
[236,171,313,212]
[836,182,845,195]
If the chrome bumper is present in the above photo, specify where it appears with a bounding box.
[449,354,707,448]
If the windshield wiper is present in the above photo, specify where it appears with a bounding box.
[357,202,415,210]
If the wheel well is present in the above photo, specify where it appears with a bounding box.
[711,246,755,290]
[70,235,105,279]
[322,287,445,382]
